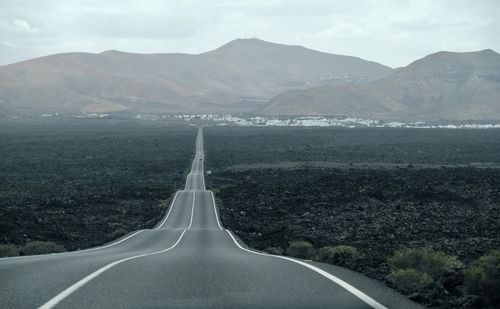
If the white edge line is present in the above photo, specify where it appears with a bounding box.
[0,230,146,261]
[187,190,196,229]
[201,160,206,190]
[3,189,182,261]
[156,191,180,229]
[38,229,188,309]
[3,131,202,261]
[184,173,190,190]
[59,230,145,254]
[40,130,200,307]
[225,230,387,309]
[209,191,223,230]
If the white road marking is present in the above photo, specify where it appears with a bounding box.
[194,167,198,189]
[188,190,196,229]
[59,230,145,254]
[184,174,191,190]
[199,136,206,190]
[15,127,389,308]
[3,186,186,260]
[4,133,203,261]
[226,230,387,309]
[38,229,188,309]
[156,191,180,229]
[1,230,146,261]
[201,159,206,190]
[209,191,223,230]
[37,132,204,307]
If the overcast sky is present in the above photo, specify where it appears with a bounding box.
[1,0,499,67]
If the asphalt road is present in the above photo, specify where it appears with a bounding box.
[0,128,421,309]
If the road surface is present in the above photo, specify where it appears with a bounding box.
[0,128,421,308]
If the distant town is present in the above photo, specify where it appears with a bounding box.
[31,112,500,129]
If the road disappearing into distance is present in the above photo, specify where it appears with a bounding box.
[0,128,420,308]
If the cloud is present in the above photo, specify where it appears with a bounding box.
[0,18,39,34]
[0,0,499,66]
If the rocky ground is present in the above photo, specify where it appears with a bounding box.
[204,126,500,308]
[1,123,498,306]
[0,120,196,251]
[210,168,499,265]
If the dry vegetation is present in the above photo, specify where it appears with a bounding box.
[205,126,500,308]
[0,120,196,253]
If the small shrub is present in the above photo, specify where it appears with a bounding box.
[287,241,316,259]
[0,244,20,257]
[317,245,361,265]
[388,247,461,280]
[387,269,433,294]
[20,241,66,256]
[158,199,170,209]
[109,228,128,240]
[465,250,500,305]
[264,246,283,255]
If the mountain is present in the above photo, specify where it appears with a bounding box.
[264,49,500,120]
[0,39,392,116]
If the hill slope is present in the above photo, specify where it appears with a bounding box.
[0,39,392,116]
[263,49,500,120]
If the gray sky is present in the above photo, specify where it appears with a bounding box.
[1,0,499,67]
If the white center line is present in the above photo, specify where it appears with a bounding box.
[38,130,204,308]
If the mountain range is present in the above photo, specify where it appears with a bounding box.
[0,39,391,116]
[265,49,500,120]
[0,38,499,120]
